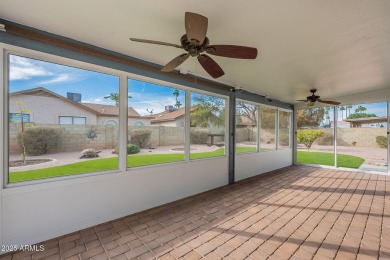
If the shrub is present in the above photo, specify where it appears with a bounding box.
[112,144,140,154]
[297,129,325,150]
[191,129,210,144]
[376,136,387,148]
[127,144,140,154]
[129,130,151,148]
[18,127,62,155]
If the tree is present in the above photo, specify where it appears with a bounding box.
[15,102,31,164]
[173,89,182,108]
[347,113,377,119]
[297,108,325,128]
[237,102,257,124]
[146,108,154,116]
[190,94,225,127]
[260,107,276,129]
[297,129,325,149]
[355,105,367,114]
[339,106,345,120]
[346,105,353,117]
[104,93,132,106]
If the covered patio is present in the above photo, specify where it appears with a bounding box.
[3,165,389,259]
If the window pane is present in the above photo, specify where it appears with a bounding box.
[279,111,291,149]
[59,116,72,125]
[10,113,30,123]
[260,107,276,150]
[296,107,334,166]
[8,54,119,183]
[336,102,387,172]
[73,117,86,125]
[190,92,226,159]
[236,101,258,153]
[127,78,185,167]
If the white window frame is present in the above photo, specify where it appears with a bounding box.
[59,116,86,125]
[235,99,259,155]
[3,46,123,187]
[189,89,229,160]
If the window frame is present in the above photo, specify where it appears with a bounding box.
[235,99,259,155]
[277,108,293,150]
[9,113,30,123]
[189,89,229,160]
[59,116,86,125]
[4,47,124,188]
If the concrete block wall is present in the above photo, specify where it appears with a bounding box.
[314,128,387,147]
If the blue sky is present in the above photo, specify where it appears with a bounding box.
[324,102,387,121]
[9,54,186,116]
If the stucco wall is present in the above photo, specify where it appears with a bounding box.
[10,95,98,125]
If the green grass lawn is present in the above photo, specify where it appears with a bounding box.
[10,148,362,183]
[236,146,257,153]
[297,151,365,168]
[10,147,251,183]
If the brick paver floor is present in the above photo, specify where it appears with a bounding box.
[2,165,389,259]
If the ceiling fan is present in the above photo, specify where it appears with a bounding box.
[298,88,341,107]
[130,12,258,78]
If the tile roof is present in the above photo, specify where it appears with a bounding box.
[81,103,141,117]
[151,107,185,123]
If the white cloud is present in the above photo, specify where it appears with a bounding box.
[36,74,74,85]
[9,55,51,80]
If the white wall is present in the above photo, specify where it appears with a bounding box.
[9,95,98,125]
[2,158,228,246]
[235,149,293,181]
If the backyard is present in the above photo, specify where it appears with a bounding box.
[9,146,257,183]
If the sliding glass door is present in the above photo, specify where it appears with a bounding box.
[296,102,388,173]
[336,102,387,172]
[296,107,335,166]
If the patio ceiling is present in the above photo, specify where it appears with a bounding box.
[1,1,390,104]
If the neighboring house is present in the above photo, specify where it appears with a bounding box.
[345,117,387,128]
[9,87,152,126]
[151,106,185,127]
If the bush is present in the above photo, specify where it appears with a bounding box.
[112,144,140,154]
[191,129,210,144]
[18,127,62,155]
[129,130,151,148]
[297,129,325,150]
[127,144,140,154]
[376,136,387,148]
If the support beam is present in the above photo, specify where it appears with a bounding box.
[228,96,236,184]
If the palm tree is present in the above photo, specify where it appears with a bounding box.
[173,90,181,108]
[346,105,353,117]
[355,105,367,114]
[104,93,132,106]
[339,106,345,120]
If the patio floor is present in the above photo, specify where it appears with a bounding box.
[2,165,389,259]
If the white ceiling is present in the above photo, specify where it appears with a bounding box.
[1,0,390,104]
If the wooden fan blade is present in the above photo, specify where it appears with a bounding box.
[206,45,258,59]
[197,54,225,78]
[318,99,341,106]
[307,101,316,107]
[130,38,182,48]
[185,12,208,44]
[161,53,190,72]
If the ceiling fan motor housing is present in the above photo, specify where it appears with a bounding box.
[180,34,210,56]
